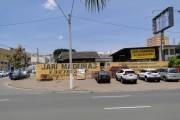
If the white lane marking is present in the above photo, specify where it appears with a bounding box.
[29,93,43,94]
[93,95,130,98]
[0,99,9,101]
[104,106,151,109]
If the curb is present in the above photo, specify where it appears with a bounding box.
[6,82,180,93]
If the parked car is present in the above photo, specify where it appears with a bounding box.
[158,68,180,82]
[0,71,7,77]
[32,69,36,74]
[115,69,137,84]
[9,71,24,80]
[95,70,111,83]
[137,69,161,82]
[22,71,30,78]
[6,70,13,77]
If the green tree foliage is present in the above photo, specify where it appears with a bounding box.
[53,48,76,61]
[168,55,180,67]
[8,44,30,69]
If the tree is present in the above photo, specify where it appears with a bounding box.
[53,48,76,61]
[8,44,30,70]
[85,0,108,12]
[168,55,180,67]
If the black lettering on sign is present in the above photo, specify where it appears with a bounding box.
[62,64,68,69]
[82,63,86,69]
[58,70,62,74]
[93,63,97,69]
[42,64,46,70]
[88,63,92,69]
[46,64,51,69]
[42,64,58,70]
[73,64,77,69]
[52,64,57,69]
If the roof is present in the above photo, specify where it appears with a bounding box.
[59,51,101,59]
[110,46,159,56]
[98,54,112,58]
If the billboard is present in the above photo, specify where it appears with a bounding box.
[130,48,156,59]
[152,7,174,34]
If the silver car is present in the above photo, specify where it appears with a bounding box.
[158,68,180,82]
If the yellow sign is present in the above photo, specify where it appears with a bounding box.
[131,48,156,59]
[108,62,168,73]
[36,63,100,80]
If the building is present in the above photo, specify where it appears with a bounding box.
[110,45,180,62]
[0,47,32,71]
[31,54,53,64]
[147,34,169,47]
[58,51,101,63]
[0,48,14,71]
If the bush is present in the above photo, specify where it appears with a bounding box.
[168,55,180,67]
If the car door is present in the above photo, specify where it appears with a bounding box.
[119,70,124,78]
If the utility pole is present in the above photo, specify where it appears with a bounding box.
[37,48,39,64]
[68,14,73,90]
[174,38,176,56]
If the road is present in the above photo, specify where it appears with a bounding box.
[0,76,180,120]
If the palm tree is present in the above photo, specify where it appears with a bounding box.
[84,0,108,12]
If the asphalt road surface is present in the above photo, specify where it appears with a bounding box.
[0,76,180,120]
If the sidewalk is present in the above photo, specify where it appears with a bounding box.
[8,74,180,92]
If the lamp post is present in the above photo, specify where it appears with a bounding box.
[23,44,39,64]
[54,0,74,89]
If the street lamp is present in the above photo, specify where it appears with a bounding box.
[23,44,39,64]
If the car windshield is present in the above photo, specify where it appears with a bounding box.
[125,71,135,74]
[148,70,158,73]
[99,71,109,75]
[169,69,179,73]
[13,71,20,74]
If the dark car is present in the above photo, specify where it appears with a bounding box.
[9,71,24,80]
[95,70,111,83]
[6,70,14,77]
[22,71,30,78]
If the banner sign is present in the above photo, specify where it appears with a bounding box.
[36,63,100,80]
[131,48,156,59]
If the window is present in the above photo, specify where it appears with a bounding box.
[164,49,168,55]
[170,49,174,55]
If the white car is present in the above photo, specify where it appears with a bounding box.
[115,69,137,84]
[0,71,7,77]
[137,69,161,82]
[32,69,36,74]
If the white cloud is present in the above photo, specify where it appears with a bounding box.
[58,35,63,40]
[42,0,57,10]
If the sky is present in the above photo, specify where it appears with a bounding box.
[0,0,180,55]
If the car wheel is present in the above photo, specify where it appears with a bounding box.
[97,79,100,83]
[115,76,118,81]
[121,77,124,84]
[134,80,137,84]
[137,75,141,80]
[145,77,148,82]
[157,79,160,82]
[163,77,167,82]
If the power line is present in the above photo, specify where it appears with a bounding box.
[72,16,180,33]
[0,43,12,49]
[0,15,180,33]
[0,16,64,27]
